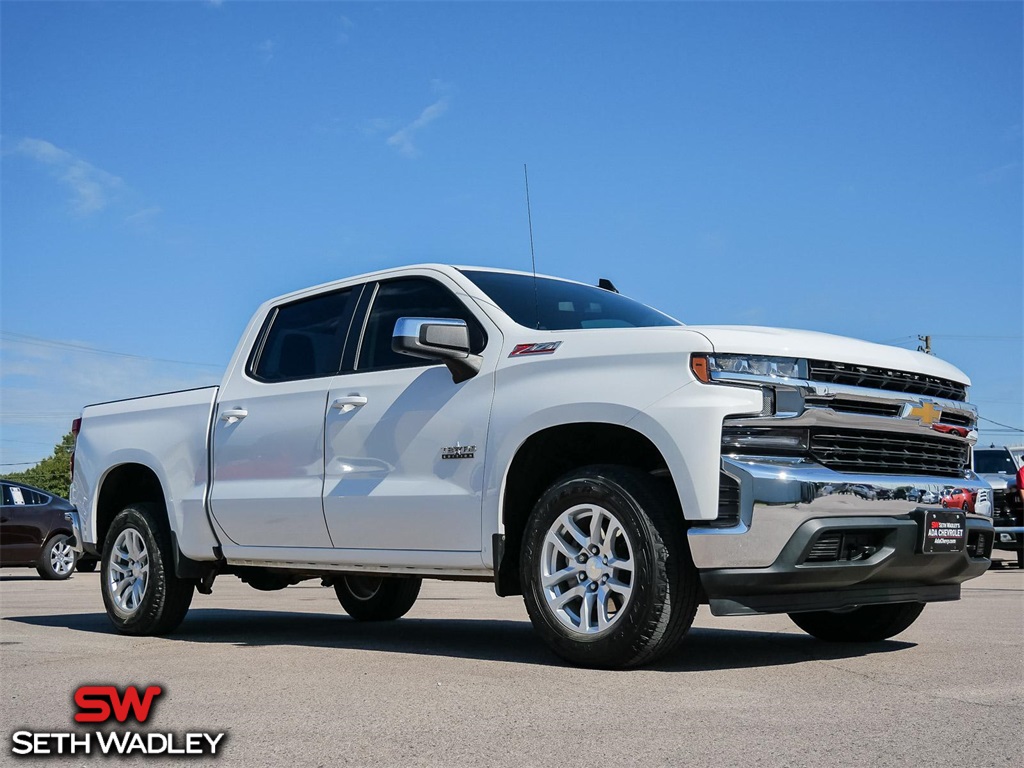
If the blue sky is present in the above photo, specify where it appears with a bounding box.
[1,1,1021,467]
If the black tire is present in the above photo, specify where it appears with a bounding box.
[36,533,77,580]
[962,502,969,512]
[76,557,98,573]
[101,503,194,636]
[334,575,421,621]
[520,465,699,669]
[789,602,925,642]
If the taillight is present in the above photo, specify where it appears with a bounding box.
[70,417,81,483]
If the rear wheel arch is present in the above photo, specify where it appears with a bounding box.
[495,422,676,597]
[96,464,169,553]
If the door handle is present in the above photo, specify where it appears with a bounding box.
[331,396,367,412]
[220,408,248,424]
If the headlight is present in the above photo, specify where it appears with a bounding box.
[691,354,806,383]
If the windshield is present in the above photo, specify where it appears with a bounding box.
[461,270,681,331]
[974,449,1016,474]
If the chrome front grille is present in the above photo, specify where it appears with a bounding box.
[809,428,970,477]
[804,396,902,418]
[807,360,967,402]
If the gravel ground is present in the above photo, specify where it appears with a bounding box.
[1,566,1021,768]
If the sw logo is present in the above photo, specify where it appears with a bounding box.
[9,685,226,758]
[74,685,162,723]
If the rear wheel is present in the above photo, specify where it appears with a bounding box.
[334,575,421,620]
[521,465,699,669]
[37,534,77,580]
[789,602,925,642]
[101,503,194,635]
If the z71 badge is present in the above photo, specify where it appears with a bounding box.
[441,445,476,460]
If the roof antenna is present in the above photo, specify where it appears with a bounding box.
[523,163,540,329]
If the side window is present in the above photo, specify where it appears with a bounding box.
[1,484,12,506]
[250,288,356,382]
[357,278,485,372]
[20,489,47,505]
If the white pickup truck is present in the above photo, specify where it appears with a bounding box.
[68,264,994,668]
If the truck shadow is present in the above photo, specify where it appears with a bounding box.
[7,609,914,672]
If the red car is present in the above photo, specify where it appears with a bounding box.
[941,487,977,513]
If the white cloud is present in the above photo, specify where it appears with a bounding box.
[125,206,162,226]
[386,81,453,157]
[16,138,124,215]
[0,336,220,466]
[338,15,354,44]
[977,162,1019,186]
[257,39,275,63]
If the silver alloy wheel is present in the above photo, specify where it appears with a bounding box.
[50,539,75,575]
[107,528,150,617]
[540,503,635,635]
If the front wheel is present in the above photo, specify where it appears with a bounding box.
[334,575,421,621]
[101,503,194,635]
[520,465,699,669]
[37,534,77,580]
[789,602,925,642]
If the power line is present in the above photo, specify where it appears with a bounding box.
[0,331,222,369]
[979,416,1024,432]
[931,334,1023,341]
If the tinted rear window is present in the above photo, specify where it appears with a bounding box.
[461,270,680,330]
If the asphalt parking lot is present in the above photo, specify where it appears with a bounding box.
[1,567,1021,768]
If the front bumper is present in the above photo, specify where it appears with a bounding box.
[689,456,994,615]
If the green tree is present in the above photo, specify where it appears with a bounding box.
[1,432,74,499]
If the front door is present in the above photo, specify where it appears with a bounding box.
[322,275,499,553]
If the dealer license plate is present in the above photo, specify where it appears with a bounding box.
[921,510,966,554]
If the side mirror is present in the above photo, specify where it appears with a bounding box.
[392,317,482,383]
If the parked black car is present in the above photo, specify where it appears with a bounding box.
[0,481,86,579]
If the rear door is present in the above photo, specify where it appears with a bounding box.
[322,273,500,553]
[209,285,361,547]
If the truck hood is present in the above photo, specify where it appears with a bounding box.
[686,325,970,386]
[976,473,1011,490]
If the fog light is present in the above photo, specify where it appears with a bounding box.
[722,427,809,453]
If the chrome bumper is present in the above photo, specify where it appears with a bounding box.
[687,456,994,570]
[64,510,84,554]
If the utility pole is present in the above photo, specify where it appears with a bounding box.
[917,335,932,355]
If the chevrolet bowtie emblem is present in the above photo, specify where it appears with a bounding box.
[906,401,942,426]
